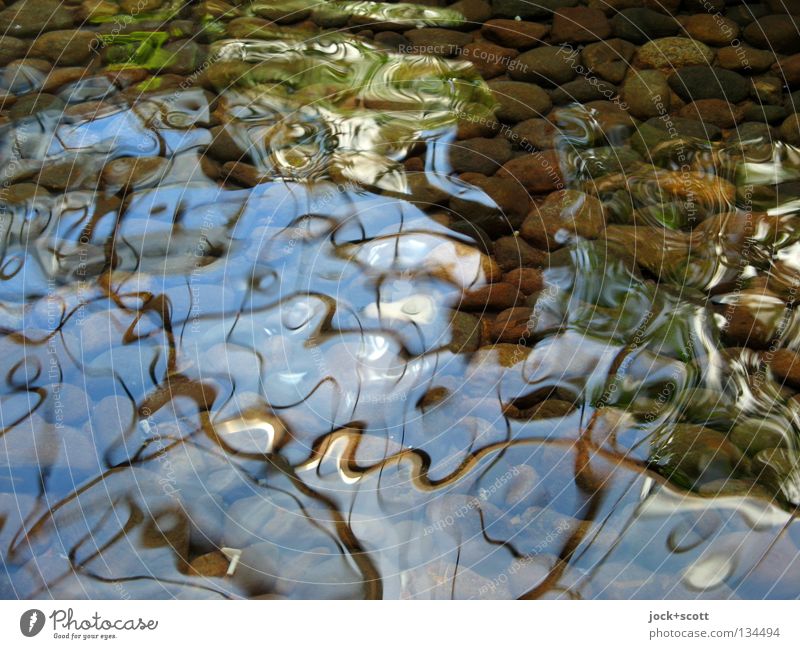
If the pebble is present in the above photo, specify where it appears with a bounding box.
[668,66,749,103]
[682,14,740,47]
[490,0,580,21]
[0,0,74,37]
[493,235,549,271]
[678,99,742,128]
[405,28,473,56]
[622,69,671,120]
[780,113,800,145]
[488,80,552,123]
[509,117,559,149]
[550,7,611,44]
[580,39,636,84]
[30,30,96,66]
[459,41,518,78]
[773,53,800,87]
[448,137,512,175]
[743,15,800,54]
[491,306,536,342]
[716,45,776,73]
[520,189,606,249]
[634,37,713,70]
[459,282,522,310]
[101,156,170,190]
[508,45,578,86]
[496,149,565,194]
[610,8,680,44]
[503,267,545,295]
[481,19,548,49]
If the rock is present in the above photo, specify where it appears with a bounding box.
[520,189,605,249]
[550,7,611,44]
[7,92,65,118]
[668,66,749,103]
[743,15,800,54]
[450,0,492,24]
[622,69,670,120]
[207,125,250,163]
[780,113,800,144]
[448,137,512,175]
[509,117,559,149]
[550,76,618,105]
[102,156,169,190]
[404,28,472,56]
[34,160,92,191]
[453,175,531,223]
[0,36,26,66]
[753,447,799,498]
[488,80,552,123]
[580,146,642,179]
[610,8,680,44]
[767,348,800,388]
[730,418,789,456]
[634,37,713,70]
[459,40,518,78]
[717,289,785,349]
[508,45,578,86]
[497,149,565,194]
[30,30,96,66]
[448,310,481,353]
[683,14,740,47]
[0,0,74,37]
[581,39,636,84]
[162,40,205,76]
[481,19,548,49]
[494,235,548,270]
[459,282,521,310]
[655,424,749,488]
[121,0,164,12]
[679,99,742,128]
[773,53,800,87]
[516,399,575,419]
[742,103,788,124]
[490,0,580,21]
[717,46,776,73]
[491,306,536,342]
[188,551,230,577]
[748,75,783,106]
[503,267,545,295]
[726,4,768,27]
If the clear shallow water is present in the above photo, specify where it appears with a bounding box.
[1,11,800,599]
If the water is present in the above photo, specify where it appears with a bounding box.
[2,1,800,599]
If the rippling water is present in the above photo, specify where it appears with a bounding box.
[2,5,800,600]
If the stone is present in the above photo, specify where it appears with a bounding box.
[773,53,800,87]
[207,125,250,163]
[448,137,512,175]
[743,15,800,54]
[497,150,565,194]
[491,307,536,343]
[448,310,481,353]
[780,113,800,145]
[550,7,611,44]
[580,39,636,85]
[481,19,548,49]
[488,80,552,123]
[7,93,65,118]
[30,30,96,66]
[102,156,169,190]
[188,551,230,577]
[768,348,800,388]
[683,14,740,47]
[454,175,531,222]
[730,418,789,456]
[717,46,776,73]
[749,75,784,106]
[508,45,578,86]
[634,37,714,70]
[668,66,749,103]
[0,0,74,37]
[34,160,92,191]
[742,103,788,124]
[459,41,518,78]
[503,267,545,295]
[520,189,605,249]
[509,117,559,150]
[404,28,473,56]
[610,8,680,44]
[493,235,548,270]
[0,36,26,66]
[162,40,206,76]
[459,282,521,310]
[622,69,671,120]
[450,0,492,24]
[753,447,799,497]
[678,99,742,128]
[550,77,618,105]
[490,0,580,21]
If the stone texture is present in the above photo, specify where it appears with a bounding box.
[668,66,749,102]
[481,19,548,49]
[508,45,578,86]
[550,7,611,44]
[488,80,552,123]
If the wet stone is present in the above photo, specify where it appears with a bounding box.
[779,113,800,145]
[30,30,96,66]
[580,39,636,85]
[508,45,578,86]
[7,92,65,118]
[497,149,565,195]
[550,7,611,44]
[743,15,800,55]
[634,37,714,70]
[101,156,170,191]
[449,137,512,175]
[490,0,580,21]
[668,66,749,103]
[481,19,548,50]
[678,99,742,129]
[717,46,776,73]
[459,282,521,310]
[610,8,681,44]
[488,80,552,123]
[0,0,75,38]
[520,189,606,249]
[683,14,740,47]
[459,41,518,78]
[622,70,671,120]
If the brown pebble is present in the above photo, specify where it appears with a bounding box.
[459,282,521,310]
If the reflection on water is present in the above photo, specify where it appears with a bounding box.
[2,17,800,599]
